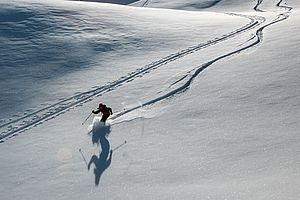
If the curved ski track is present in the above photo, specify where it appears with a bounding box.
[111,0,292,122]
[254,0,264,12]
[0,6,269,142]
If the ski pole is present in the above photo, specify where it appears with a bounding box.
[79,148,88,168]
[82,112,93,125]
[112,140,127,152]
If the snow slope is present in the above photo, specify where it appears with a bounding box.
[0,0,248,133]
[131,0,254,11]
[1,0,299,199]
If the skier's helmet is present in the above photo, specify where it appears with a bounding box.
[98,103,104,108]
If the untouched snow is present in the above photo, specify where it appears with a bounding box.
[1,0,300,200]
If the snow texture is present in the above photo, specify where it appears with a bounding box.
[0,0,300,199]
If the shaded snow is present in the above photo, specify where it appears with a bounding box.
[0,0,246,121]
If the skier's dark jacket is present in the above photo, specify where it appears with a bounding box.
[92,104,112,122]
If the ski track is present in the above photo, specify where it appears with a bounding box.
[141,0,150,7]
[111,0,292,122]
[0,4,271,142]
[131,0,150,7]
[254,0,264,12]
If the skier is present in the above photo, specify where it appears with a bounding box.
[92,103,113,123]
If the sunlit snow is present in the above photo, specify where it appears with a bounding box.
[0,0,299,199]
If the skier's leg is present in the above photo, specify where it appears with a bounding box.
[101,114,109,122]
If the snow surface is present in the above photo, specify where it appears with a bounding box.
[1,0,300,199]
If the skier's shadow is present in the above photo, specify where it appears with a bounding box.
[88,120,113,186]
